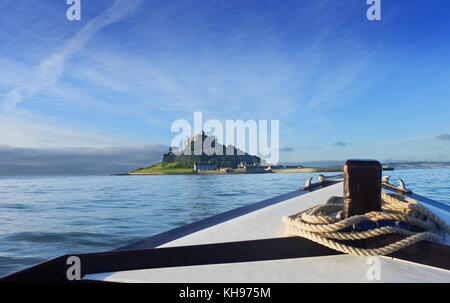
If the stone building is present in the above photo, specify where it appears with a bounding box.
[194,162,218,172]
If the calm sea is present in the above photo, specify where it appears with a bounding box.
[0,168,449,277]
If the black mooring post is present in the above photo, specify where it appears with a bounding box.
[343,159,382,219]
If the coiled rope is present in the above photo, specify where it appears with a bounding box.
[282,192,450,256]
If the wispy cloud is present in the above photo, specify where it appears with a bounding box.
[0,112,139,148]
[303,53,372,111]
[0,0,141,113]
[437,134,450,141]
[333,141,348,147]
[280,146,294,152]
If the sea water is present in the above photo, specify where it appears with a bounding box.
[0,168,449,277]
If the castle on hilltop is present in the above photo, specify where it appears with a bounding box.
[163,131,261,169]
[183,130,208,151]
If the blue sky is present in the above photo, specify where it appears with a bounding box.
[0,0,449,173]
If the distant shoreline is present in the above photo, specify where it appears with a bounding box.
[120,166,394,176]
[118,161,450,176]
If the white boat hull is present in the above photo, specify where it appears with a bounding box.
[83,182,450,283]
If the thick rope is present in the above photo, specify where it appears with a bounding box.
[282,192,449,256]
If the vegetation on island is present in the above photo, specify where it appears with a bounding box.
[129,162,194,174]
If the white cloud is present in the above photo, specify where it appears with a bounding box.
[0,112,139,148]
[0,0,142,113]
[437,134,450,141]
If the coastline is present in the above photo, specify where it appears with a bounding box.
[122,166,394,175]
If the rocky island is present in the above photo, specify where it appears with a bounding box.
[127,132,265,175]
[125,132,394,175]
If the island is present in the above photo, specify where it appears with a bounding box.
[125,132,393,175]
[127,131,265,175]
